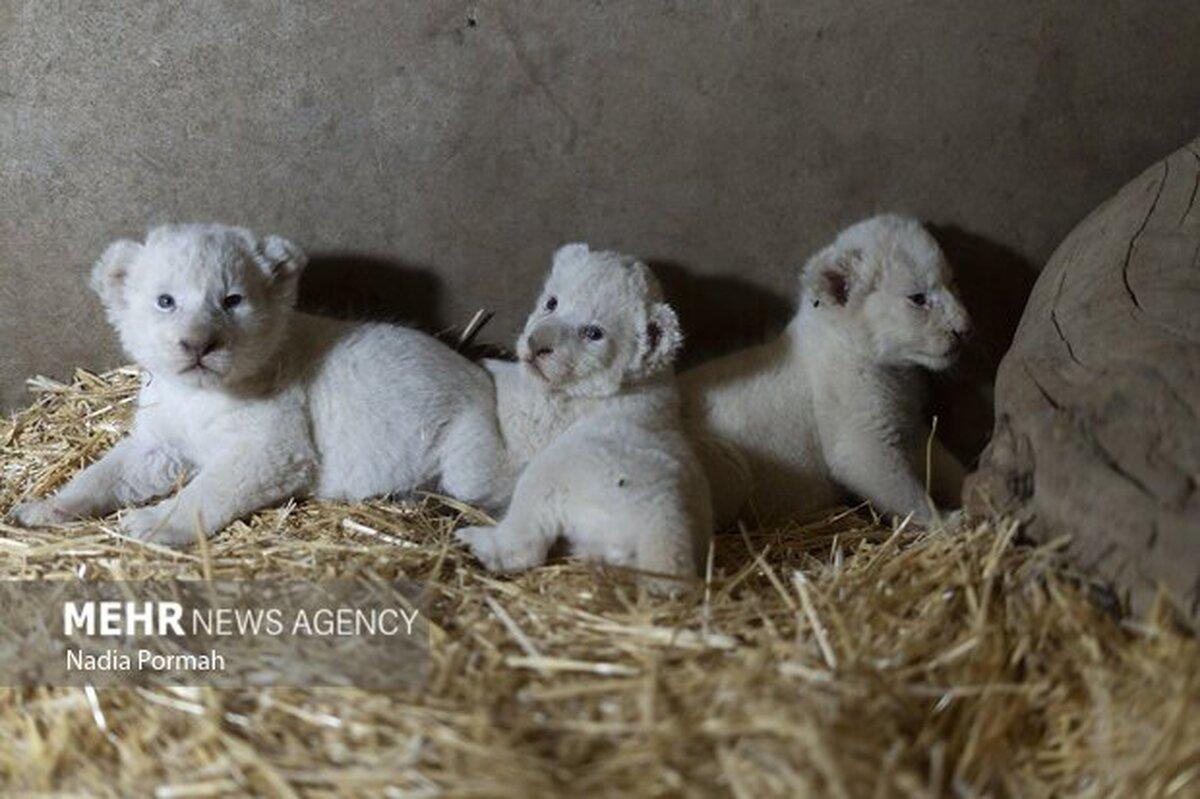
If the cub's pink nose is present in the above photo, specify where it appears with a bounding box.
[179,336,220,357]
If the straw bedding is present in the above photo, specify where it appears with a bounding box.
[1,367,1197,797]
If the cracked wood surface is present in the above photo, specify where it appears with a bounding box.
[966,136,1200,623]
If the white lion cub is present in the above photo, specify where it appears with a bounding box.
[456,244,712,592]
[682,214,971,526]
[10,224,513,543]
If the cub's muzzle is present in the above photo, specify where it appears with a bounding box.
[521,322,571,362]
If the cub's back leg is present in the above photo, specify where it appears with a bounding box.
[553,451,708,595]
[438,405,516,513]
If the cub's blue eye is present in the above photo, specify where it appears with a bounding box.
[223,293,243,310]
[156,294,175,310]
[908,293,928,307]
[580,325,605,342]
[545,296,557,311]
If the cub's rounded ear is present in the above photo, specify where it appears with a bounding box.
[552,242,590,264]
[633,302,684,378]
[89,239,142,310]
[256,235,308,283]
[802,246,864,308]
[549,242,590,279]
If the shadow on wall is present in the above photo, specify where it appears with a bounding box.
[298,253,509,360]
[926,225,1039,468]
[299,253,444,331]
[650,260,795,370]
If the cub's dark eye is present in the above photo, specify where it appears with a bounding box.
[156,294,175,310]
[580,325,605,342]
[222,293,243,310]
[545,296,558,311]
[908,293,928,307]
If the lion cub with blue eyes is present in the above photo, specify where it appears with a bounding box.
[9,223,513,543]
[456,244,712,594]
[682,214,971,527]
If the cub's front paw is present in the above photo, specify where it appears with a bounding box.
[8,499,74,528]
[120,504,201,547]
[455,525,499,567]
[455,524,544,573]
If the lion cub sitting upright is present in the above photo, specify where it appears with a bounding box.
[10,224,513,543]
[682,214,971,526]
[456,244,712,593]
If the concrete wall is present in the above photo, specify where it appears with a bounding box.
[3,1,1199,456]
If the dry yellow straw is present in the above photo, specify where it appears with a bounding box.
[0,367,1196,796]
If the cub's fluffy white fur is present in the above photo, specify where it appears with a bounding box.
[456,244,712,592]
[10,224,512,543]
[682,214,970,526]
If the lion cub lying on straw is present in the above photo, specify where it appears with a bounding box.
[682,214,970,527]
[10,224,513,544]
[456,244,712,592]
